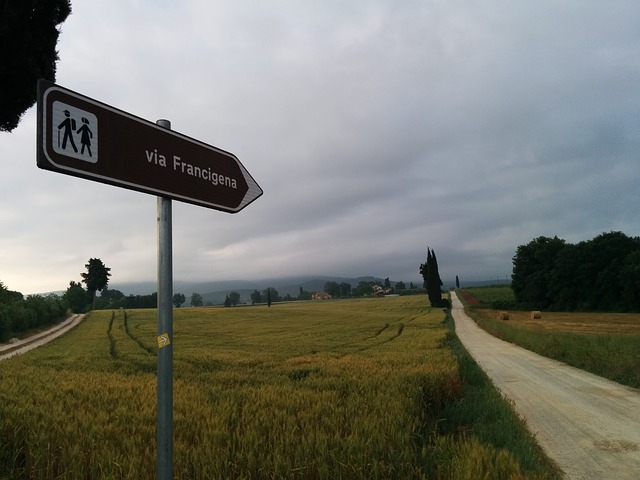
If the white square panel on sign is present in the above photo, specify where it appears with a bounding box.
[51,101,99,163]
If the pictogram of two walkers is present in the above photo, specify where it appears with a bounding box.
[58,110,93,156]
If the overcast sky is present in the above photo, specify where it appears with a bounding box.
[2,1,639,294]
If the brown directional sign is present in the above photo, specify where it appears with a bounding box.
[36,80,262,213]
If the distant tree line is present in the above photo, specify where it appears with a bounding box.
[323,281,352,297]
[323,279,423,298]
[0,281,67,341]
[60,258,425,312]
[220,280,425,307]
[512,231,640,311]
[0,258,114,340]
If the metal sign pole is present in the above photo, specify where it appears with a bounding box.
[156,119,173,480]
[37,83,263,476]
[37,84,262,477]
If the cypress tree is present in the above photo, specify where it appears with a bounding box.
[420,248,444,307]
[427,248,443,306]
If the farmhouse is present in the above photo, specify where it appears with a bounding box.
[372,284,392,297]
[311,291,332,300]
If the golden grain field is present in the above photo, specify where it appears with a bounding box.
[480,308,640,335]
[0,296,537,479]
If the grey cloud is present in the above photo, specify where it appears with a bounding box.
[1,1,639,293]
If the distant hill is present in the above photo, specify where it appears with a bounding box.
[110,275,395,306]
[40,276,508,301]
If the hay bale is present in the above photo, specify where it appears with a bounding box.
[530,310,542,320]
[498,311,509,321]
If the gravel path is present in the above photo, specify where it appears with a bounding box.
[450,291,640,480]
[0,313,85,360]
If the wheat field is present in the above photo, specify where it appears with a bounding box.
[0,296,539,479]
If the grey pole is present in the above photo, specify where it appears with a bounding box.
[156,119,173,480]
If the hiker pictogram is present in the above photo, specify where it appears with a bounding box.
[57,110,78,152]
[77,117,93,157]
[51,101,98,164]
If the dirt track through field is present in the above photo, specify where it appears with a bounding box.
[450,291,640,479]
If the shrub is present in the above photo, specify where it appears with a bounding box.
[0,304,9,341]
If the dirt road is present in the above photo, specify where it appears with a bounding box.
[450,291,640,480]
[0,313,85,361]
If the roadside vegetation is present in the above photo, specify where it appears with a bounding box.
[0,282,67,342]
[0,296,558,479]
[459,286,640,389]
[511,232,640,311]
[0,259,112,341]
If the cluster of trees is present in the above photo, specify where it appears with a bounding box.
[92,291,187,310]
[64,258,112,312]
[93,290,192,310]
[249,288,280,306]
[225,292,242,307]
[184,288,282,308]
[93,287,291,310]
[65,259,192,311]
[0,282,67,341]
[512,231,640,311]
[0,258,113,340]
[323,281,352,297]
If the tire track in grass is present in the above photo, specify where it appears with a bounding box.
[339,321,406,357]
[373,323,390,337]
[107,310,117,358]
[122,310,156,355]
[107,309,156,373]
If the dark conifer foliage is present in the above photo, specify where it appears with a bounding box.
[0,0,72,131]
[420,247,444,307]
[81,258,111,309]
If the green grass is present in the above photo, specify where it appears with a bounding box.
[465,307,640,389]
[438,316,561,479]
[0,297,558,479]
[459,288,640,389]
[464,286,517,309]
